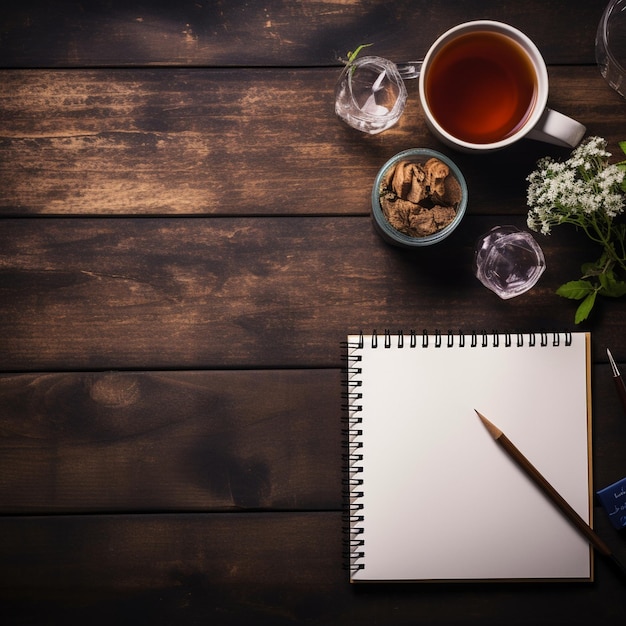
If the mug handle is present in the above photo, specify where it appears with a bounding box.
[525,108,586,148]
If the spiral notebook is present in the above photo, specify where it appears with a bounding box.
[344,331,592,582]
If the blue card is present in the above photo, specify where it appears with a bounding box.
[597,476,626,530]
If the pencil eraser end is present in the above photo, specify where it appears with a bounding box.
[596,476,626,530]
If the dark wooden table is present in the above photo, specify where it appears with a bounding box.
[1,1,626,624]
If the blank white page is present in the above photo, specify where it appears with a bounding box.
[347,331,592,582]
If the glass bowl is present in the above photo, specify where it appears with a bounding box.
[371,148,468,247]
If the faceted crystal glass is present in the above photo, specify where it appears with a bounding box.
[474,226,546,299]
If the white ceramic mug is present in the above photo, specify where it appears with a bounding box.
[418,21,586,152]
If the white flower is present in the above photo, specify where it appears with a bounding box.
[526,136,626,234]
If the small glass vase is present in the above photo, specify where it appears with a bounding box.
[335,56,407,134]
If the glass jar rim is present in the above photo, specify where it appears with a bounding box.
[599,0,626,73]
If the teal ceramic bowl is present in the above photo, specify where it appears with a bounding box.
[371,148,468,247]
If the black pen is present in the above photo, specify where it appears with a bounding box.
[607,348,626,418]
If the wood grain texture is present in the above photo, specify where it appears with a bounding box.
[0,513,624,626]
[2,216,625,371]
[0,365,625,515]
[2,1,626,623]
[0,67,621,216]
[0,369,341,513]
[0,0,608,68]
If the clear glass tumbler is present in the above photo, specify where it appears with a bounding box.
[474,226,546,299]
[596,0,626,98]
[335,56,408,134]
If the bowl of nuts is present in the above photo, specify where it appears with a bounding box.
[371,148,467,247]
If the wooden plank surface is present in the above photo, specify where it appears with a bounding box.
[2,216,626,371]
[2,1,626,623]
[1,365,625,515]
[1,363,622,624]
[0,0,608,68]
[1,512,625,626]
[0,67,620,216]
[0,369,341,513]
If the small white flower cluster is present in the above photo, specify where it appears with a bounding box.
[527,136,625,235]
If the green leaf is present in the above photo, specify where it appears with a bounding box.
[598,272,626,297]
[581,261,603,276]
[619,140,626,157]
[574,292,597,324]
[556,280,595,300]
[347,43,372,64]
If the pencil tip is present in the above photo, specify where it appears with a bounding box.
[475,410,502,439]
[607,348,620,377]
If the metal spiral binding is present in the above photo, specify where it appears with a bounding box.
[360,330,572,348]
[341,337,366,574]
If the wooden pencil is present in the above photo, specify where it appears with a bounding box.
[475,410,626,579]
